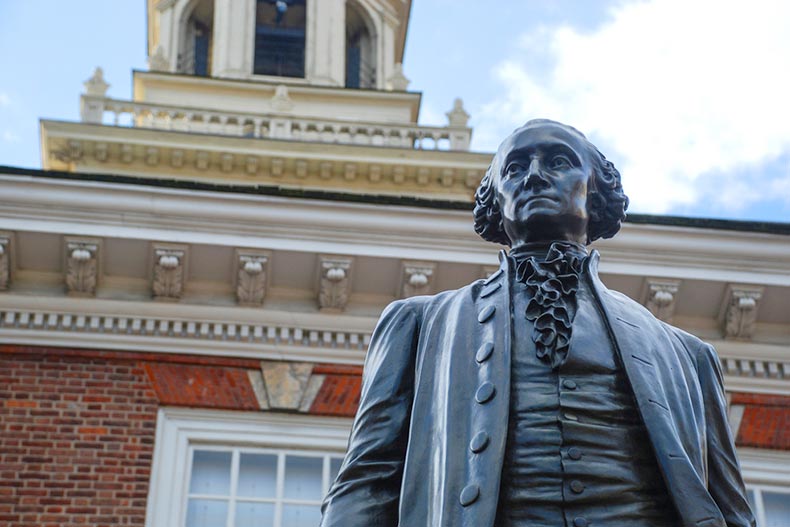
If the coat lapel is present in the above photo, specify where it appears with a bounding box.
[586,251,725,527]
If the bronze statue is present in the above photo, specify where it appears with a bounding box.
[320,120,755,527]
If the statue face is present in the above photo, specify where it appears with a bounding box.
[494,122,593,248]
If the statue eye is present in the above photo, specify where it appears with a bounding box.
[549,155,572,169]
[505,162,526,176]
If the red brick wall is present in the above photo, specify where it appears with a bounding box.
[0,353,159,527]
[731,392,790,450]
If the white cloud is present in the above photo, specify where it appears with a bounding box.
[0,93,9,107]
[2,130,20,143]
[475,0,790,214]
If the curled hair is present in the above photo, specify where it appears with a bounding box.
[473,120,629,246]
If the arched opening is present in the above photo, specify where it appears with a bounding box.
[254,0,307,78]
[178,0,214,76]
[345,2,376,89]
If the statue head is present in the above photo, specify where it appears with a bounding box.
[473,119,629,248]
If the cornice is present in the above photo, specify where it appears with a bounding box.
[40,120,488,201]
[3,172,790,280]
[0,296,787,393]
[0,294,372,364]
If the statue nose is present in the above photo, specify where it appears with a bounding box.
[524,158,547,190]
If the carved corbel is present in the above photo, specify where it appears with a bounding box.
[720,284,763,340]
[401,261,436,298]
[195,151,209,170]
[220,153,233,172]
[318,256,353,311]
[0,235,10,291]
[344,164,357,181]
[295,160,308,178]
[145,147,159,166]
[236,250,271,307]
[65,239,100,296]
[245,156,259,175]
[152,246,186,301]
[644,278,681,322]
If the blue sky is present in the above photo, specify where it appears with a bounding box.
[1,0,789,222]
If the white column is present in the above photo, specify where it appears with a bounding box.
[305,0,345,86]
[378,18,396,90]
[212,0,256,79]
[154,0,177,72]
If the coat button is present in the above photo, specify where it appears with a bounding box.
[475,342,494,363]
[562,379,577,390]
[568,447,582,460]
[475,382,496,404]
[459,484,480,506]
[570,480,585,494]
[470,432,489,453]
[480,281,502,298]
[564,412,579,421]
[573,517,589,527]
[477,305,496,323]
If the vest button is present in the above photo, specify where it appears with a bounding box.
[570,480,585,494]
[459,484,480,506]
[475,342,494,363]
[568,447,582,460]
[475,382,496,404]
[562,379,578,390]
[574,517,589,527]
[563,412,579,421]
[477,305,496,323]
[470,432,489,453]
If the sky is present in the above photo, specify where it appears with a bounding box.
[1,0,790,222]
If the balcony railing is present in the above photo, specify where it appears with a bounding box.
[79,95,472,151]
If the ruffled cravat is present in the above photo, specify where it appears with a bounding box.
[510,241,587,369]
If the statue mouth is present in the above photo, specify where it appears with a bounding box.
[519,194,560,206]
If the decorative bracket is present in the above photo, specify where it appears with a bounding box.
[65,239,100,296]
[720,284,764,340]
[318,256,353,311]
[152,246,186,301]
[0,235,10,291]
[236,250,271,307]
[401,261,436,298]
[644,278,681,322]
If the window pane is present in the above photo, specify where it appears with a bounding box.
[234,502,274,527]
[190,450,232,496]
[281,504,321,527]
[764,491,790,527]
[747,489,757,511]
[186,498,228,527]
[283,455,323,500]
[329,457,343,484]
[237,453,277,498]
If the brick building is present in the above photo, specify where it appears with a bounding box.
[1,1,789,526]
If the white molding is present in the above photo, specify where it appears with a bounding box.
[0,294,372,364]
[740,448,790,486]
[145,407,352,527]
[2,175,790,281]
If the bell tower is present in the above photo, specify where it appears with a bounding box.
[147,0,410,89]
[42,0,486,201]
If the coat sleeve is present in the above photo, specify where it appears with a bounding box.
[696,343,757,527]
[320,299,419,527]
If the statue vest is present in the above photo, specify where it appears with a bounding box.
[495,271,679,527]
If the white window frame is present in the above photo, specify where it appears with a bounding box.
[145,407,352,527]
[739,448,790,526]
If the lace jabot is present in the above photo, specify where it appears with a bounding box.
[510,241,588,369]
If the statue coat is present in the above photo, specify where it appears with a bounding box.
[320,251,755,527]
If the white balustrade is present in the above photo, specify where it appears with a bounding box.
[80,95,471,151]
